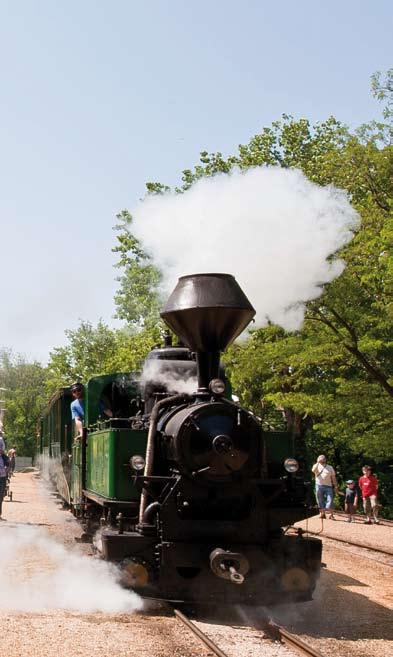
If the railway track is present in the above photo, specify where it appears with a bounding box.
[174,607,327,657]
[264,620,325,657]
[174,608,229,657]
[306,527,393,560]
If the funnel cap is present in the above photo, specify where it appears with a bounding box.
[161,273,255,352]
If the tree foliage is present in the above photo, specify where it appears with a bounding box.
[0,350,47,456]
[112,210,163,328]
[46,320,162,394]
[113,72,392,480]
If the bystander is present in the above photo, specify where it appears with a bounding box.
[344,480,358,522]
[358,466,379,524]
[312,455,338,520]
[0,447,9,520]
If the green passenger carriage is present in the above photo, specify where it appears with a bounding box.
[39,372,148,522]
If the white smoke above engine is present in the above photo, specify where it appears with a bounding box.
[131,166,359,331]
[140,359,198,395]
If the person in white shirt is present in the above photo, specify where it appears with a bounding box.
[312,454,338,520]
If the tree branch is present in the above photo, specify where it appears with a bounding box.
[345,343,393,397]
[325,306,358,344]
[366,174,391,212]
[308,310,393,398]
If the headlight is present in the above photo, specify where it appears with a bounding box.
[130,455,145,471]
[284,458,299,473]
[209,378,226,395]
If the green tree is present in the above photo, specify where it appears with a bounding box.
[362,68,393,144]
[224,114,393,459]
[0,350,47,456]
[46,319,162,394]
[46,320,119,391]
[112,210,163,327]
[114,71,392,467]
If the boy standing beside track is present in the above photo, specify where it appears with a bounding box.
[359,466,379,524]
[344,480,358,522]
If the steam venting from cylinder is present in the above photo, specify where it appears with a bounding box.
[161,273,255,391]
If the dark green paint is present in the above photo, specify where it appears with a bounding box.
[264,431,295,462]
[85,372,139,426]
[71,441,83,506]
[85,427,147,500]
[41,388,73,457]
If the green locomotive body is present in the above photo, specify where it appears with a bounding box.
[37,273,322,606]
[85,427,147,501]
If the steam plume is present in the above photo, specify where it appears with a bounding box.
[132,167,358,330]
[0,525,142,613]
[140,359,197,395]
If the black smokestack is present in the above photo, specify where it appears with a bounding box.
[161,273,255,390]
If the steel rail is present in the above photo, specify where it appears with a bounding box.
[175,607,326,657]
[174,608,230,657]
[266,621,325,657]
[306,529,393,558]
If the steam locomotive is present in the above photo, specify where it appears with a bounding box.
[38,273,322,605]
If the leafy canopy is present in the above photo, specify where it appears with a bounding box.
[112,71,392,470]
[0,350,47,457]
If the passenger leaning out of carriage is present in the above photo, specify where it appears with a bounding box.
[0,447,9,521]
[70,383,113,439]
[312,455,338,520]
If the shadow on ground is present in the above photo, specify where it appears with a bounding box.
[143,568,393,642]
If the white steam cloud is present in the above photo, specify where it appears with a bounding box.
[0,525,142,613]
[132,167,359,330]
[140,359,197,395]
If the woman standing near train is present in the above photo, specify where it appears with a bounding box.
[7,448,16,476]
[312,455,338,520]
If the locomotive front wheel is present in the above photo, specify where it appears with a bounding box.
[120,559,150,588]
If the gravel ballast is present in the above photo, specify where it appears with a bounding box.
[1,473,392,657]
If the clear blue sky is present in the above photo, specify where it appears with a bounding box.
[0,0,391,362]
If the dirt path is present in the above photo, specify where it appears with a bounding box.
[277,517,393,657]
[0,473,294,657]
[0,472,203,657]
[1,473,392,657]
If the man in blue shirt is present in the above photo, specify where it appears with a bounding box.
[70,383,85,438]
[70,383,113,438]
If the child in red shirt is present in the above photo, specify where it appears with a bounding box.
[358,466,379,524]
